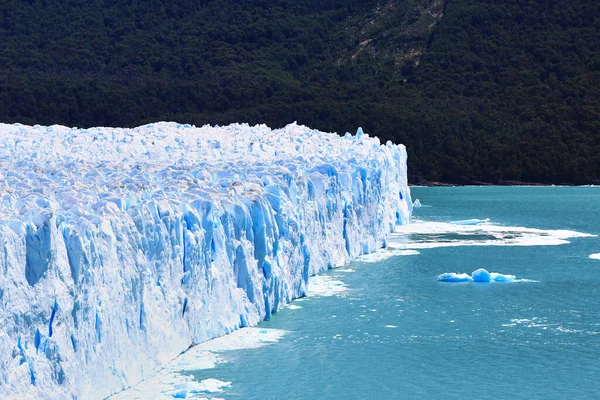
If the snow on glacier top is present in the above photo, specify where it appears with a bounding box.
[0,121,400,230]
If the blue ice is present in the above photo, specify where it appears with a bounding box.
[438,269,516,283]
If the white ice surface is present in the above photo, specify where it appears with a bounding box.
[0,122,411,399]
[355,249,420,263]
[590,253,600,260]
[390,220,595,249]
[449,218,490,225]
[306,275,348,297]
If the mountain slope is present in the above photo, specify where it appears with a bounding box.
[0,0,598,183]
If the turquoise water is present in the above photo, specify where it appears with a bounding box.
[194,187,600,399]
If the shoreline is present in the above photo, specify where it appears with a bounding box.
[410,180,598,187]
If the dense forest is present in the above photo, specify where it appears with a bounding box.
[1,0,599,184]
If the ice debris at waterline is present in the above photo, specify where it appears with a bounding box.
[111,327,286,400]
[438,269,516,283]
[0,122,412,399]
[355,248,419,263]
[590,253,600,260]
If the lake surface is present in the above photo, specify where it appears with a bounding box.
[127,187,600,399]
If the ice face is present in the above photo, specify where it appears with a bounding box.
[0,122,411,399]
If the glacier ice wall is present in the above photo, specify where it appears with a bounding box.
[0,122,411,399]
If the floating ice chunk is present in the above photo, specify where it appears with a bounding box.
[437,273,474,282]
[174,352,221,372]
[439,269,517,283]
[287,304,302,310]
[471,268,492,282]
[307,275,348,297]
[413,199,422,208]
[590,253,600,260]
[471,268,516,282]
[195,379,231,394]
[356,249,419,263]
[449,218,490,225]
[385,325,397,328]
[391,220,595,249]
[165,379,230,398]
[490,272,516,282]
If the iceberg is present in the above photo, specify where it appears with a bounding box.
[590,253,600,260]
[438,269,516,283]
[471,268,493,282]
[437,272,474,282]
[0,121,412,399]
[490,272,516,282]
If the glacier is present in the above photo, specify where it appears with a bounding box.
[0,121,412,399]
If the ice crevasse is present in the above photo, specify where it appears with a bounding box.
[0,122,412,399]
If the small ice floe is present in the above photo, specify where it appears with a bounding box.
[438,268,520,283]
[166,379,231,397]
[385,325,397,328]
[413,199,422,208]
[471,268,515,282]
[307,275,347,297]
[391,219,595,249]
[437,272,473,282]
[356,249,419,263]
[287,304,302,310]
[589,253,600,260]
[195,379,231,393]
[449,218,490,225]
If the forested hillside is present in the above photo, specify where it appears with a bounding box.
[1,0,599,184]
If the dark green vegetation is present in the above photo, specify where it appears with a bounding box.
[1,0,599,184]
